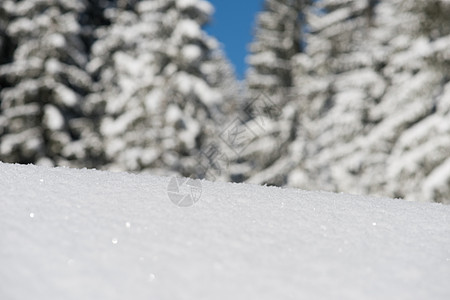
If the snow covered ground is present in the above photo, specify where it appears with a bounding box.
[1,162,449,300]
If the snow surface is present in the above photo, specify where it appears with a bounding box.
[0,162,449,300]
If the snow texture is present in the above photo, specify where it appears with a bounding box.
[0,162,449,300]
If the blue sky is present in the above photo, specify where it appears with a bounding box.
[205,0,265,80]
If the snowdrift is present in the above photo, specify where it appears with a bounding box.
[0,162,449,300]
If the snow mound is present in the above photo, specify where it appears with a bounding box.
[0,163,449,300]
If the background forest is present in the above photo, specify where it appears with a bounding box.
[1,0,449,204]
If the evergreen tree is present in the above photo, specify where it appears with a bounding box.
[326,0,450,202]
[379,0,450,203]
[0,1,16,116]
[246,0,303,106]
[228,0,305,185]
[92,0,237,176]
[289,0,450,204]
[287,0,384,192]
[0,0,104,167]
[0,1,15,67]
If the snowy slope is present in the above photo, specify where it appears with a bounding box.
[0,163,449,300]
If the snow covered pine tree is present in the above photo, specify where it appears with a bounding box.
[288,0,450,204]
[311,0,450,203]
[0,1,14,67]
[288,0,386,193]
[0,0,104,168]
[228,0,305,185]
[377,0,450,203]
[91,0,236,177]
